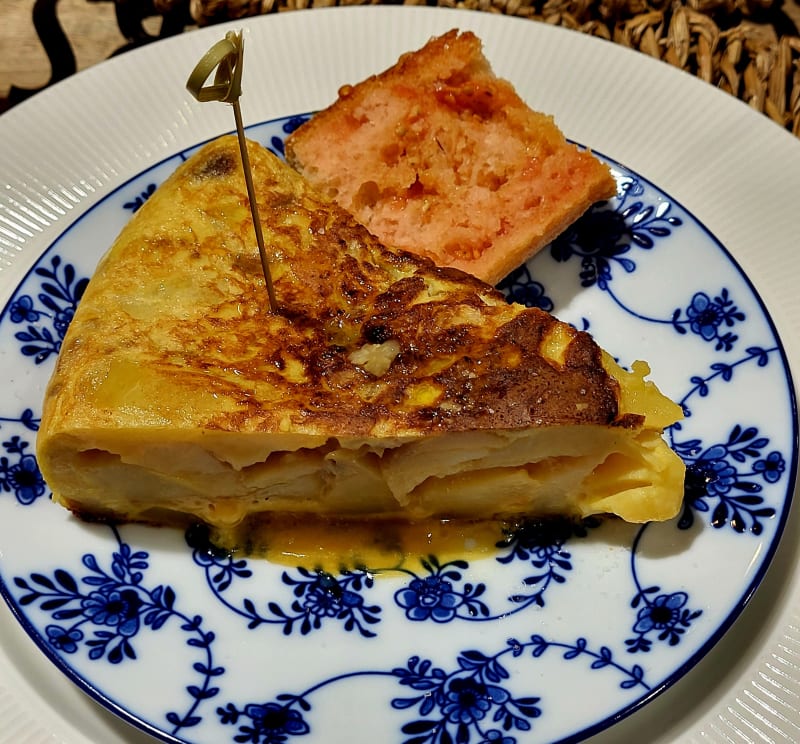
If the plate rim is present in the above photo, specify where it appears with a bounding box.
[1,6,799,744]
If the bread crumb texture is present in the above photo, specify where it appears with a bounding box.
[286,29,617,285]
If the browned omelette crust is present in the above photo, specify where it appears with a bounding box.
[42,136,632,445]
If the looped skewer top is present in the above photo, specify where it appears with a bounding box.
[186,32,244,103]
[186,31,279,314]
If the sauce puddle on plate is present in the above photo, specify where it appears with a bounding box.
[186,513,589,573]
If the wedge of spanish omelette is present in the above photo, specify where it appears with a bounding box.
[36,136,685,549]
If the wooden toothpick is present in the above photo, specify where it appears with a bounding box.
[186,30,278,314]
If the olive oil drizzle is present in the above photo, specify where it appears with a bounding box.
[185,514,592,574]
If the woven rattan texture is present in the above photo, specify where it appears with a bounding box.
[188,0,800,136]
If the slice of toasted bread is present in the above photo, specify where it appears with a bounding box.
[285,29,616,285]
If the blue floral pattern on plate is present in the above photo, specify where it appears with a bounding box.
[0,115,795,744]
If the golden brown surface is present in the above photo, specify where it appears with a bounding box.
[285,29,617,284]
[36,136,684,540]
[42,136,624,440]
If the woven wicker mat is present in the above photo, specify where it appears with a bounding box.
[185,0,800,137]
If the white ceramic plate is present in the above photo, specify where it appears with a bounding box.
[1,7,799,744]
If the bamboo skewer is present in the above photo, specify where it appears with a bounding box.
[186,31,279,314]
